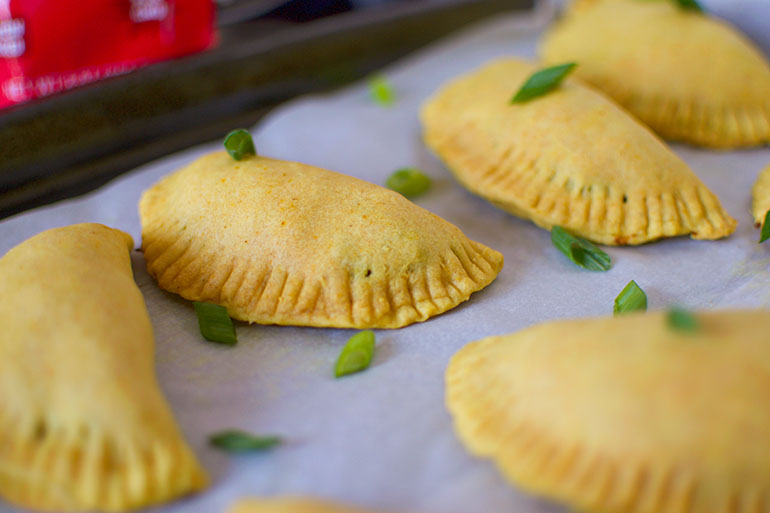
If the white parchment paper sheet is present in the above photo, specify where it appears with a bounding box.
[2,7,770,513]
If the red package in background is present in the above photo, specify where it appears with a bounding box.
[0,0,216,109]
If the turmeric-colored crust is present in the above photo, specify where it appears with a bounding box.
[228,497,381,513]
[751,164,770,226]
[0,223,207,511]
[421,58,736,245]
[139,152,503,329]
[446,310,770,513]
[541,0,770,149]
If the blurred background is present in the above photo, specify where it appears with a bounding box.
[0,0,540,219]
[0,0,766,220]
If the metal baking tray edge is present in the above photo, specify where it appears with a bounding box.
[0,0,534,219]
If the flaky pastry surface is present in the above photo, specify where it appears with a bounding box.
[421,58,736,245]
[541,0,770,148]
[446,310,770,513]
[0,223,207,511]
[140,153,503,329]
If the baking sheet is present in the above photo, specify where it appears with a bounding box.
[2,6,770,513]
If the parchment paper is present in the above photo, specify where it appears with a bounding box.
[2,6,770,513]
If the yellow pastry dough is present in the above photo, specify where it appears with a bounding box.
[446,310,770,513]
[228,497,380,513]
[421,58,736,245]
[0,224,207,511]
[751,164,770,226]
[541,0,770,149]
[139,152,503,329]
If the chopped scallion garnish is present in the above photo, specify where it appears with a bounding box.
[386,168,431,198]
[511,62,577,104]
[675,0,704,12]
[551,226,611,271]
[335,330,376,378]
[224,129,257,161]
[209,430,282,452]
[613,280,647,315]
[666,307,699,333]
[759,210,770,243]
[368,74,395,106]
[193,301,237,345]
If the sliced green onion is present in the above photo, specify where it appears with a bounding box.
[511,62,577,104]
[335,330,376,378]
[666,307,699,333]
[209,430,282,452]
[759,210,770,243]
[224,129,256,161]
[386,168,431,198]
[675,0,704,12]
[368,74,395,106]
[551,226,611,271]
[613,280,647,315]
[193,302,237,345]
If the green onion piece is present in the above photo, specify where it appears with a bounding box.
[193,302,237,345]
[675,0,704,12]
[759,210,770,243]
[209,430,282,452]
[511,62,577,104]
[551,226,611,271]
[335,330,376,378]
[386,168,431,198]
[666,307,700,333]
[368,74,395,106]
[613,280,647,315]
[224,129,256,161]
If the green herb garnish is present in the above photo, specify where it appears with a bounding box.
[368,74,395,106]
[511,62,577,104]
[551,226,611,271]
[760,210,770,243]
[193,302,237,345]
[613,280,647,315]
[675,0,704,12]
[224,129,256,161]
[335,330,376,378]
[209,430,282,452]
[386,168,431,198]
[666,307,699,333]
